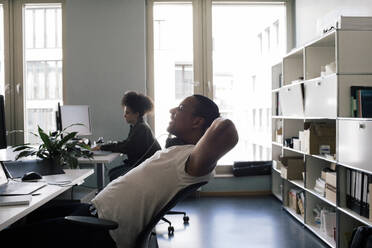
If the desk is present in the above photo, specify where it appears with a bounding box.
[0,169,93,231]
[78,153,120,191]
[1,147,120,192]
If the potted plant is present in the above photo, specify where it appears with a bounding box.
[12,125,93,169]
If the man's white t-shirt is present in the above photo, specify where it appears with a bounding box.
[91,145,212,248]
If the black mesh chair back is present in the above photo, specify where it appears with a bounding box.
[135,181,207,248]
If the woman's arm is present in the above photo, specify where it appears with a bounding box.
[186,118,239,177]
[99,124,148,153]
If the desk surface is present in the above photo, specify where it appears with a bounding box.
[1,147,121,164]
[0,169,94,231]
[78,152,121,164]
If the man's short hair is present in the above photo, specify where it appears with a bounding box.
[192,94,220,132]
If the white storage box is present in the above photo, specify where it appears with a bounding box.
[338,119,372,173]
[304,76,337,118]
[279,84,304,116]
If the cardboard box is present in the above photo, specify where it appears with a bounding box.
[280,157,305,180]
[325,184,336,204]
[303,122,336,155]
[326,172,337,188]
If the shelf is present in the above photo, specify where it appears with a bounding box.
[273,193,282,202]
[281,80,304,88]
[283,146,306,155]
[337,117,372,121]
[306,188,337,207]
[272,166,281,174]
[272,88,280,92]
[288,179,305,189]
[337,162,372,175]
[304,73,337,83]
[283,206,304,223]
[272,141,282,147]
[338,207,372,226]
[280,116,305,119]
[304,117,337,120]
[272,116,283,119]
[311,154,337,164]
[306,224,336,248]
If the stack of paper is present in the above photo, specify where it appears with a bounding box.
[314,178,326,196]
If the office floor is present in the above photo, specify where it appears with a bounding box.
[156,195,329,248]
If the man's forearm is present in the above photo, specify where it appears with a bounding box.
[187,118,239,177]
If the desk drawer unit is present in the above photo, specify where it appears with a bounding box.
[338,119,372,172]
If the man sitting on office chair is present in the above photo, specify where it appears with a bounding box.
[0,95,238,248]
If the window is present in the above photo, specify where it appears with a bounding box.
[257,33,263,55]
[152,2,193,145]
[23,4,62,144]
[149,1,286,164]
[175,63,193,100]
[273,20,280,46]
[265,27,270,51]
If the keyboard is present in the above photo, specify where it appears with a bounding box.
[92,151,112,156]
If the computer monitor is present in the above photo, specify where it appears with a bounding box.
[0,95,7,149]
[56,104,92,136]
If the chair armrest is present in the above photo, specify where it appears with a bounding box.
[64,216,118,230]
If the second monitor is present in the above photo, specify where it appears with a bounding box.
[57,104,92,136]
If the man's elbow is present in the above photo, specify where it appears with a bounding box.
[226,119,239,148]
[213,118,239,147]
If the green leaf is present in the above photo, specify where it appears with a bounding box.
[57,132,78,149]
[61,123,84,133]
[12,146,34,152]
[38,126,53,150]
[16,150,35,160]
[12,143,31,148]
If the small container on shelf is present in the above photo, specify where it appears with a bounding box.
[280,156,304,180]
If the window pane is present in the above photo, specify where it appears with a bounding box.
[24,4,62,144]
[153,3,193,146]
[212,4,286,164]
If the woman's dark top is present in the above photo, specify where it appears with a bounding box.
[100,118,161,166]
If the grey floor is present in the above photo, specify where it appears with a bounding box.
[156,196,329,248]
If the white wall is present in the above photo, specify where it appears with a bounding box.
[64,0,146,141]
[295,0,372,47]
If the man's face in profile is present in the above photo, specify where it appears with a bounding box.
[167,96,198,137]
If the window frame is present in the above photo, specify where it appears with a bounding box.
[146,0,294,165]
[3,0,64,144]
[146,0,294,128]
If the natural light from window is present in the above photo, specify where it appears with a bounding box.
[212,4,286,164]
[24,4,62,143]
[153,2,286,164]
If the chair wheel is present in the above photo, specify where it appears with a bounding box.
[183,216,189,223]
[168,226,174,236]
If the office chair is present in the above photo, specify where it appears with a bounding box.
[65,181,207,248]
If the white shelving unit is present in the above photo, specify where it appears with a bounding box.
[271,28,372,248]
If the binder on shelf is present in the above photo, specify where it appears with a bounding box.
[297,191,305,217]
[346,168,370,218]
[361,173,369,218]
[350,86,372,117]
[357,89,372,118]
[346,169,351,208]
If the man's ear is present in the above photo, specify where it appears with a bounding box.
[192,116,205,130]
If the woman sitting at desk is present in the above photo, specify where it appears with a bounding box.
[93,91,161,181]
